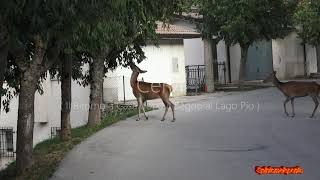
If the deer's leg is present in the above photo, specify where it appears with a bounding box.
[161,99,175,122]
[161,100,169,121]
[161,106,169,121]
[283,97,290,116]
[141,99,148,120]
[310,96,319,118]
[136,97,141,121]
[290,98,295,117]
[168,100,176,122]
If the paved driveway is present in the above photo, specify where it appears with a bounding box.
[51,88,320,180]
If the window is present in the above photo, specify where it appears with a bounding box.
[172,57,179,73]
[0,127,14,157]
[50,127,61,139]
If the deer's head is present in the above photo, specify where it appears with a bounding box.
[129,62,147,74]
[263,71,277,83]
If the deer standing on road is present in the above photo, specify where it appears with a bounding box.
[264,71,320,118]
[129,62,176,122]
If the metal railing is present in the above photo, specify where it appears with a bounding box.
[185,62,227,93]
[0,127,14,158]
[185,65,206,93]
[50,127,61,139]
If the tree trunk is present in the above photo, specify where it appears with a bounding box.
[303,43,307,77]
[61,53,72,141]
[16,35,45,175]
[0,15,8,113]
[16,73,37,175]
[203,38,215,92]
[88,55,105,126]
[212,39,218,82]
[316,45,320,73]
[226,44,232,83]
[239,45,249,83]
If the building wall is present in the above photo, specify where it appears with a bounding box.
[272,32,305,79]
[306,45,317,75]
[104,39,187,102]
[223,33,317,81]
[246,41,273,80]
[229,43,242,82]
[184,38,227,65]
[271,32,317,79]
[184,38,204,66]
[217,41,227,63]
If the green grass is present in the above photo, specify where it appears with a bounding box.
[0,106,153,180]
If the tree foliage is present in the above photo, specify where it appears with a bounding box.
[64,0,177,85]
[200,0,295,47]
[1,0,79,112]
[294,0,320,46]
[176,0,202,13]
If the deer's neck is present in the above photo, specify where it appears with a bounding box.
[130,72,139,88]
[273,75,284,90]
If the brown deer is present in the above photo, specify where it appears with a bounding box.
[129,62,176,122]
[264,71,320,118]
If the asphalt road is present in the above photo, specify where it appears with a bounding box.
[51,88,320,180]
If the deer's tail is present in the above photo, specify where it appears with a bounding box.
[165,84,173,95]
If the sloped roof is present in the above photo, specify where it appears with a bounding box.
[156,22,201,39]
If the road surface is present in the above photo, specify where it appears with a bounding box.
[51,88,320,180]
